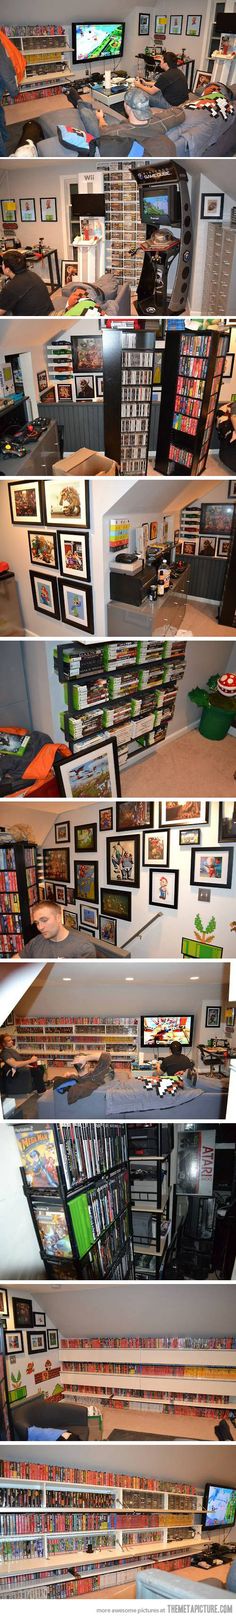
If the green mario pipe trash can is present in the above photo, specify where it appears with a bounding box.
[188,673,236,741]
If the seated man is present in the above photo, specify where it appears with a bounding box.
[136,48,189,108]
[0,1031,45,1100]
[0,250,54,315]
[159,1039,197,1086]
[18,899,96,959]
[79,88,177,157]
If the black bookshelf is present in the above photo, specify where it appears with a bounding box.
[155,328,229,476]
[128,1124,173,1280]
[0,841,38,957]
[16,1123,134,1281]
[103,328,155,474]
[218,507,236,626]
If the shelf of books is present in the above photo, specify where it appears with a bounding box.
[2,26,72,103]
[0,842,38,958]
[155,329,229,475]
[12,1018,139,1068]
[59,1335,236,1434]
[0,1460,205,1599]
[128,1123,173,1278]
[14,1123,134,1280]
[54,639,186,773]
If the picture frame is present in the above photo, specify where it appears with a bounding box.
[75,374,95,402]
[200,192,224,221]
[13,1297,33,1329]
[66,886,76,905]
[160,800,209,828]
[41,385,56,404]
[154,15,167,36]
[47,1327,59,1349]
[106,834,140,889]
[28,530,58,570]
[55,737,121,800]
[20,197,36,223]
[190,845,233,890]
[54,882,66,904]
[40,197,57,222]
[149,868,179,909]
[75,823,97,853]
[95,374,104,399]
[9,481,42,526]
[1,199,17,226]
[100,887,131,922]
[57,382,73,401]
[37,370,48,395]
[71,335,103,373]
[116,801,154,831]
[182,937,223,959]
[63,907,78,930]
[0,1289,8,1318]
[44,478,89,529]
[228,481,236,499]
[217,538,230,558]
[179,828,200,847]
[99,913,117,945]
[139,11,150,34]
[99,808,113,831]
[29,571,60,620]
[224,353,234,379]
[44,847,70,884]
[61,260,80,290]
[34,1312,46,1327]
[194,68,212,90]
[170,14,183,33]
[80,901,98,929]
[143,828,170,867]
[199,535,217,556]
[27,1330,47,1354]
[58,578,94,634]
[75,859,99,904]
[45,881,56,901]
[218,800,236,843]
[200,503,234,536]
[58,530,90,583]
[5,1330,24,1355]
[205,1005,221,1029]
[186,13,202,35]
[55,821,70,844]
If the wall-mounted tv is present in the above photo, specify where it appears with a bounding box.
[72,22,125,63]
[202,1485,236,1531]
[141,1014,194,1048]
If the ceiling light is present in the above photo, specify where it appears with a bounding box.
[126,975,134,981]
[63,976,71,981]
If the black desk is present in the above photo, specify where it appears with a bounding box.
[25,247,60,291]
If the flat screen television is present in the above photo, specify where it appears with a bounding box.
[202,1485,236,1530]
[72,22,125,63]
[141,1014,194,1047]
[141,186,181,227]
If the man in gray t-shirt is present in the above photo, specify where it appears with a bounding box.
[19,900,96,959]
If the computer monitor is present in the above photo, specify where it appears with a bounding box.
[140,184,181,227]
[203,1486,236,1531]
[141,1014,194,1047]
[72,22,125,63]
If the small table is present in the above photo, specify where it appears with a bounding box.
[25,247,60,292]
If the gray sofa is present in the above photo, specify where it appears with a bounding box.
[61,273,131,316]
[12,1396,89,1440]
[155,89,236,156]
[136,1566,236,1599]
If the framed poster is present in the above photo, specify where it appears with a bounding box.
[80,902,98,929]
[58,530,90,582]
[190,846,233,890]
[27,1330,47,1354]
[37,369,48,395]
[28,531,58,569]
[5,1330,23,1355]
[200,503,234,536]
[1,199,17,225]
[160,800,209,828]
[0,1290,8,1319]
[75,859,99,903]
[55,737,121,800]
[9,481,42,526]
[205,1005,221,1028]
[40,197,57,222]
[44,479,89,529]
[55,821,70,844]
[186,14,202,35]
[106,834,140,888]
[41,385,56,404]
[54,882,66,904]
[34,1312,46,1327]
[170,14,183,32]
[223,354,234,380]
[143,828,170,867]
[179,827,200,846]
[96,374,104,399]
[200,193,224,221]
[29,572,60,619]
[100,886,131,922]
[99,914,117,945]
[75,823,97,853]
[20,197,36,222]
[116,801,154,831]
[75,374,95,402]
[149,867,179,908]
[47,1327,59,1349]
[139,11,150,33]
[154,15,167,35]
[58,578,94,634]
[71,334,102,373]
[13,1297,33,1329]
[63,908,78,930]
[217,538,230,558]
[199,534,217,556]
[99,808,113,831]
[57,382,73,401]
[44,847,70,883]
[61,260,80,290]
[218,800,236,843]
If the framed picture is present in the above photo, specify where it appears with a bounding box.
[40,196,57,222]
[71,335,102,373]
[54,882,66,904]
[143,828,170,867]
[5,1330,23,1355]
[20,197,36,222]
[41,385,56,404]
[75,823,97,853]
[154,15,167,35]
[30,571,60,620]
[182,937,223,959]
[47,1327,59,1349]
[63,908,78,930]
[1,199,17,225]
[179,828,200,847]
[28,530,58,569]
[200,192,224,221]
[58,578,94,634]
[13,1297,33,1329]
[37,369,48,395]
[57,382,73,401]
[205,1005,221,1028]
[106,834,140,889]
[200,503,234,536]
[228,481,236,498]
[199,534,217,556]
[224,354,234,379]
[67,886,76,905]
[149,868,179,909]
[217,538,230,558]
[99,808,113,831]
[160,800,209,828]
[9,481,42,526]
[0,1290,8,1318]
[44,479,89,529]
[194,69,212,90]
[99,914,117,945]
[190,846,233,890]
[75,374,95,402]
[80,901,98,929]
[44,847,70,883]
[100,887,131,922]
[34,1312,46,1327]
[61,260,80,290]
[45,881,56,901]
[116,801,154,831]
[186,14,202,35]
[55,821,70,844]
[96,374,104,399]
[58,530,90,583]
[75,859,99,904]
[55,737,121,800]
[182,539,199,556]
[139,11,150,33]
[27,1330,47,1354]
[170,13,183,32]
[218,800,236,843]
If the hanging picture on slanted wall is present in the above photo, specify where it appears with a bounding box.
[149,868,179,909]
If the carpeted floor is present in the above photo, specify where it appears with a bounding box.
[108,1429,176,1440]
[121,729,236,798]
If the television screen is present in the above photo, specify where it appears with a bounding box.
[72,22,125,62]
[143,193,169,224]
[141,1014,194,1047]
[204,1486,236,1530]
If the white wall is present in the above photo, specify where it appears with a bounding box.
[41,636,235,758]
[4,1290,61,1409]
[0,478,135,638]
[2,1438,236,1487]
